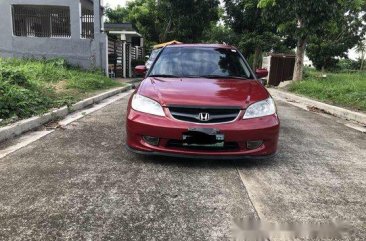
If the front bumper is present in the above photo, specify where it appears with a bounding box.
[127,146,277,160]
[126,108,280,158]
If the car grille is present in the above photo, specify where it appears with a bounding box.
[168,106,241,123]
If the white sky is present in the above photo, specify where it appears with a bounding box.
[104,0,128,8]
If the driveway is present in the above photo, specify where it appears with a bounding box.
[0,94,365,240]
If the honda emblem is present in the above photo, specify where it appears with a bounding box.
[198,113,210,121]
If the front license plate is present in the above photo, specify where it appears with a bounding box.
[182,128,225,147]
[183,142,225,148]
[182,134,225,142]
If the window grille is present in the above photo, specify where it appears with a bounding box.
[12,5,71,38]
[81,8,94,39]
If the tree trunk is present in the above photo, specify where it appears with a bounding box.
[252,47,261,70]
[293,37,306,81]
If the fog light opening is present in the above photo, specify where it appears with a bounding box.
[143,136,160,146]
[246,140,264,150]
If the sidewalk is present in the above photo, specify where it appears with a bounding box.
[269,87,366,126]
[0,85,133,144]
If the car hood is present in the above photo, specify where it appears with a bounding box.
[138,77,269,109]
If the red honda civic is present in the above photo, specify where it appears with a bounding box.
[126,44,280,159]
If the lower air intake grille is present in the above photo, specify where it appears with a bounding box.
[167,140,239,151]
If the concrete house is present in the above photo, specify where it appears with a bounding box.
[0,0,107,71]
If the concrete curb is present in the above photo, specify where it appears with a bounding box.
[269,88,366,125]
[0,85,132,143]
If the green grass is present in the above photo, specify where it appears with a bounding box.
[287,70,366,112]
[0,58,121,124]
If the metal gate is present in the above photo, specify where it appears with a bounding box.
[131,46,144,61]
[108,38,124,77]
[108,38,143,78]
[267,54,295,86]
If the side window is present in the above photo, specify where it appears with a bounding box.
[81,8,94,39]
[12,5,71,38]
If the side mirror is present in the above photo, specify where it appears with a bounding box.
[255,68,268,78]
[134,65,147,76]
[145,55,150,60]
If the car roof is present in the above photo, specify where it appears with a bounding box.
[165,43,235,49]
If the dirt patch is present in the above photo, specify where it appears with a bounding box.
[307,106,333,116]
[52,80,68,93]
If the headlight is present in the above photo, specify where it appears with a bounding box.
[243,97,276,119]
[131,94,165,116]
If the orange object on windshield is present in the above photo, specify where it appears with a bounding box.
[153,40,182,49]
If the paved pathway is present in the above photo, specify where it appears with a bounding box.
[0,95,365,240]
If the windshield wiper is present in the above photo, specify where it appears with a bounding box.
[149,74,180,78]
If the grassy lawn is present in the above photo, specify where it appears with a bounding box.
[0,58,122,125]
[287,70,366,112]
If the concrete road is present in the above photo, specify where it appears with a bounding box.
[0,95,365,240]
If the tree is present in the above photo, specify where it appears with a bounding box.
[306,3,366,71]
[258,0,359,80]
[105,5,129,23]
[105,0,163,48]
[356,39,366,70]
[155,0,220,43]
[203,23,238,44]
[356,7,366,71]
[202,7,239,45]
[105,0,220,47]
[224,0,282,69]
[127,0,162,47]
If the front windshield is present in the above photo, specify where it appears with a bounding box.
[149,47,252,79]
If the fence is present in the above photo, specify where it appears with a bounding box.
[108,39,124,77]
[131,47,144,60]
[108,38,145,78]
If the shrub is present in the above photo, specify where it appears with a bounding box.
[0,57,120,121]
[0,68,30,87]
[335,59,360,71]
[0,81,52,119]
